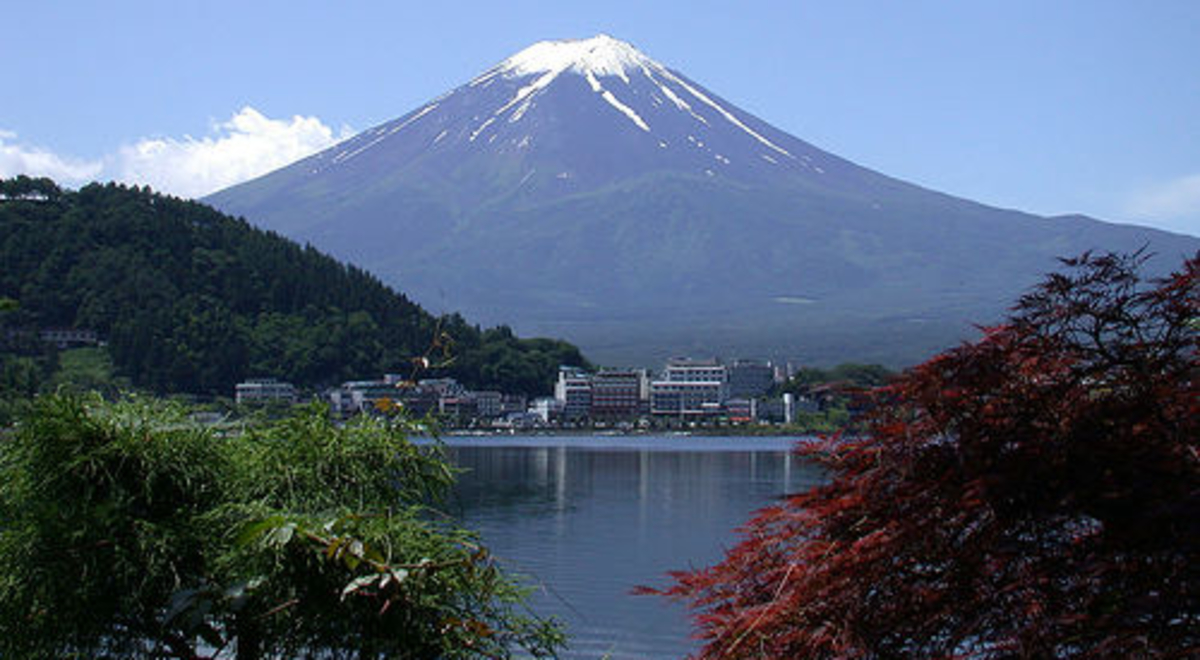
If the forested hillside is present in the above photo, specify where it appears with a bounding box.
[0,176,588,397]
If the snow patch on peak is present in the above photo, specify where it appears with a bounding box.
[653,67,794,159]
[585,70,650,132]
[585,71,603,93]
[388,103,438,135]
[639,64,710,126]
[600,89,650,132]
[469,117,496,142]
[494,70,557,122]
[496,34,652,81]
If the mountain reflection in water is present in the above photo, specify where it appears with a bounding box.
[443,436,821,659]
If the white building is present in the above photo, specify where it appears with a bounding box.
[554,366,592,420]
[650,358,728,418]
[331,380,398,414]
[39,328,100,349]
[235,378,297,405]
[530,397,565,423]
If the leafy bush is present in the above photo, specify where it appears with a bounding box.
[0,395,561,658]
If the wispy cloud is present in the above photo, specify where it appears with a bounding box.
[1124,173,1200,236]
[0,130,103,184]
[1,107,351,199]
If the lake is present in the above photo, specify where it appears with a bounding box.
[442,435,822,659]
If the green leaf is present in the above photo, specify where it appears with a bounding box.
[341,574,379,601]
[235,515,285,546]
[382,568,409,589]
[264,522,296,547]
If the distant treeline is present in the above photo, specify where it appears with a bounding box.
[777,363,895,395]
[0,176,588,397]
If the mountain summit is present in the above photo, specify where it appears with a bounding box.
[284,34,845,198]
[206,36,1198,366]
[489,34,654,81]
[467,33,797,169]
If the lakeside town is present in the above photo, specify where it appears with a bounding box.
[235,357,829,430]
[11,321,872,433]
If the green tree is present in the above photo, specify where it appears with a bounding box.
[777,362,894,394]
[0,297,45,425]
[0,394,562,658]
[0,355,41,424]
[1,178,588,397]
[44,346,129,396]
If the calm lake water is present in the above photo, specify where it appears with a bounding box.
[442,435,822,659]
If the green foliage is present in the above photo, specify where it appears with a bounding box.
[785,406,852,434]
[0,178,585,397]
[0,175,63,201]
[0,394,562,658]
[777,362,894,394]
[0,354,42,425]
[772,363,892,433]
[445,323,591,395]
[0,300,48,424]
[45,346,129,395]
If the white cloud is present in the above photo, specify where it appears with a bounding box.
[0,130,103,184]
[114,107,352,198]
[1,108,351,199]
[1124,173,1200,236]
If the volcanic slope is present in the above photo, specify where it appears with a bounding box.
[206,35,1198,367]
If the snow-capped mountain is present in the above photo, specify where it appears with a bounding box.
[276,34,874,202]
[207,35,1197,366]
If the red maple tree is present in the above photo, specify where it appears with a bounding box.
[652,251,1198,658]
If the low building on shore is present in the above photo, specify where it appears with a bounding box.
[235,378,297,405]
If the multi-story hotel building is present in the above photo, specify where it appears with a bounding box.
[650,358,728,418]
[554,366,593,420]
[590,369,648,420]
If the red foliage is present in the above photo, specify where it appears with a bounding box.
[652,252,1198,658]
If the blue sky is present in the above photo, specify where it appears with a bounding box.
[3,0,1198,235]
